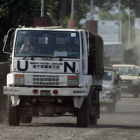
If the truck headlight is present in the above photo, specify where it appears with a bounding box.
[15,74,24,85]
[132,79,139,85]
[67,75,78,86]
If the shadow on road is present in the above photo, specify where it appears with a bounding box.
[20,123,140,130]
[91,124,140,130]
[101,111,140,115]
[121,96,135,98]
[20,123,77,128]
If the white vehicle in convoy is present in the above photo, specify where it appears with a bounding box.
[3,27,104,127]
[100,67,121,113]
[104,42,124,64]
[136,66,140,91]
[136,66,140,83]
[113,64,139,98]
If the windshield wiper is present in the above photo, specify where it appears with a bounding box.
[42,56,78,61]
[22,56,78,61]
[41,56,53,60]
[55,56,78,61]
[23,56,53,60]
[23,56,36,60]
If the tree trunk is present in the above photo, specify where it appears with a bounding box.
[60,0,70,26]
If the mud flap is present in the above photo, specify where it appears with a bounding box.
[74,96,84,108]
[11,95,20,106]
[90,90,100,119]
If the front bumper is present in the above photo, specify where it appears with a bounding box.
[100,91,114,104]
[121,84,139,92]
[3,86,88,96]
[100,98,114,104]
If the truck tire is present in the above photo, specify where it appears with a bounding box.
[133,92,139,98]
[107,103,115,113]
[77,96,89,127]
[21,116,32,123]
[56,112,64,116]
[7,96,20,126]
[89,115,97,125]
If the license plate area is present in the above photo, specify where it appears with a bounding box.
[40,90,51,96]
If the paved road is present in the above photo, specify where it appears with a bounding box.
[1,94,140,140]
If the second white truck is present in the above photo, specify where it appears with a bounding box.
[100,67,121,112]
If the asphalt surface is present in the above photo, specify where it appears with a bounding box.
[1,94,140,140]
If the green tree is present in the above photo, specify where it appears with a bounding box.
[98,10,118,20]
[46,0,90,28]
[98,10,136,48]
[0,0,40,61]
[95,0,140,17]
[0,0,40,29]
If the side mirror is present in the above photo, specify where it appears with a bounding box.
[7,54,12,63]
[138,73,140,76]
[3,28,15,55]
[3,35,7,43]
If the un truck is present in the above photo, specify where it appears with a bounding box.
[3,27,104,127]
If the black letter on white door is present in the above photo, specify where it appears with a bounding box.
[64,62,75,73]
[17,61,28,71]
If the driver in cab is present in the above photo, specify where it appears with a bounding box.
[19,35,39,54]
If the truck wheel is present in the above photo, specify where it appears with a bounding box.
[7,96,20,126]
[89,115,97,125]
[133,93,139,98]
[77,96,89,127]
[107,103,115,113]
[56,112,64,116]
[21,116,32,123]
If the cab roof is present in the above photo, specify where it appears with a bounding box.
[104,42,122,45]
[16,27,83,32]
[136,66,140,68]
[112,64,136,67]
[104,67,115,71]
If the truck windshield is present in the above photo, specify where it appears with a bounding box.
[114,67,136,76]
[14,30,80,58]
[103,71,112,81]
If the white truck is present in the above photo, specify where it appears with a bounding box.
[136,66,140,84]
[113,64,139,98]
[3,27,104,127]
[104,42,124,65]
[99,67,121,113]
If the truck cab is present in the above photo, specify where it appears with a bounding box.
[100,67,121,113]
[113,64,139,98]
[3,27,104,127]
[104,42,124,65]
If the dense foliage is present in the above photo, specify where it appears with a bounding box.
[95,0,140,17]
[0,0,40,61]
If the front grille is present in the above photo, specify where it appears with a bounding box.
[33,75,61,86]
[121,80,132,84]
